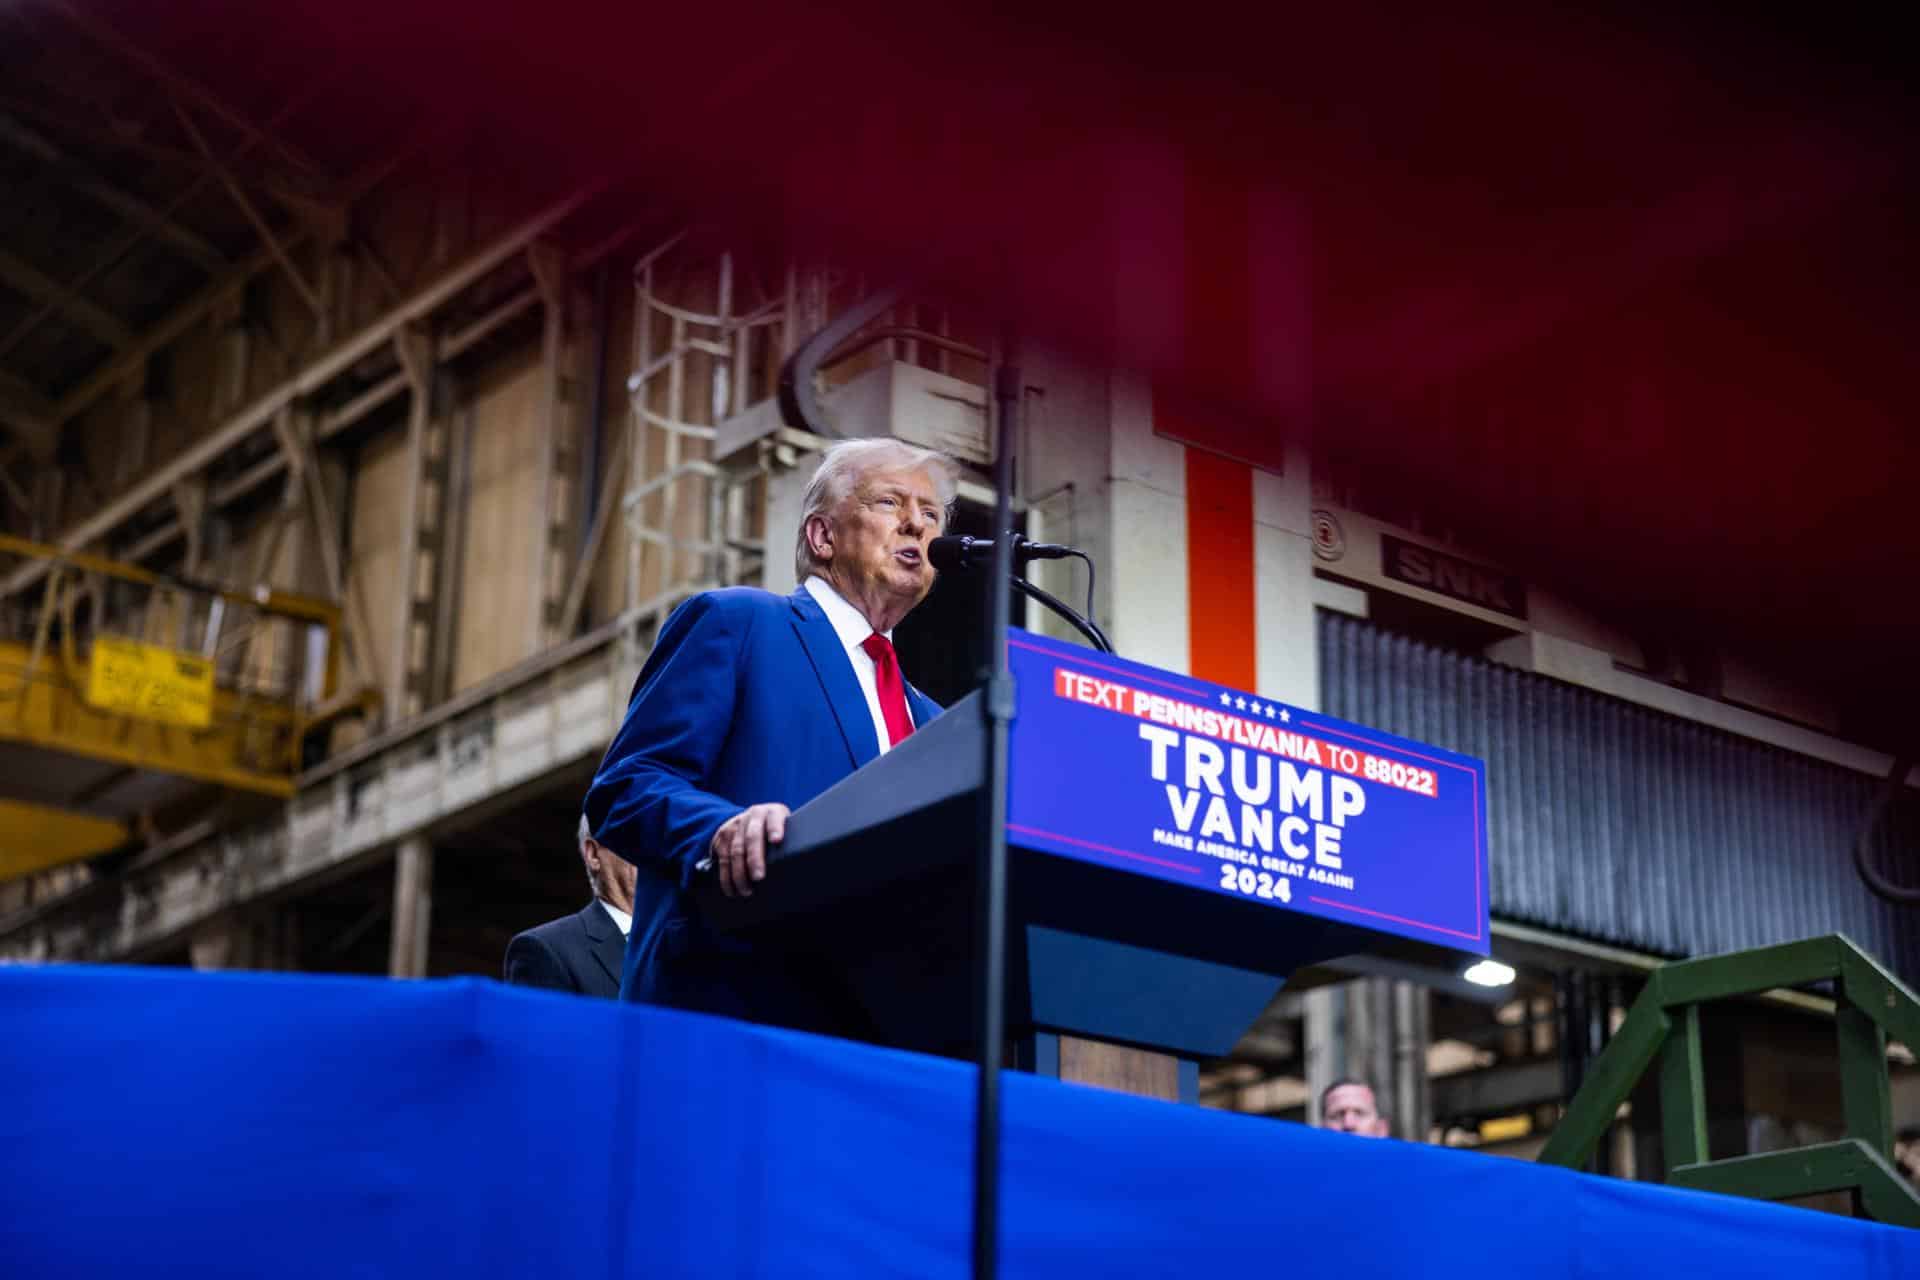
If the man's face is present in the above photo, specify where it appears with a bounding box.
[1322,1084,1388,1137]
[811,464,944,627]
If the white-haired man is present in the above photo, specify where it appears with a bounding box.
[503,816,639,998]
[584,437,955,1033]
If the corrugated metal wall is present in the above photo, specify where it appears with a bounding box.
[1319,614,1920,979]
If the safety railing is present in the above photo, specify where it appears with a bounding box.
[623,237,991,612]
[0,533,349,799]
[1537,933,1920,1227]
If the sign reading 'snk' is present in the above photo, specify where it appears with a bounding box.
[1005,630,1489,953]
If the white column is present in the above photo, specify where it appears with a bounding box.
[1105,370,1188,672]
[1253,439,1317,707]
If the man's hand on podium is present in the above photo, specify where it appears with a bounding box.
[712,803,791,898]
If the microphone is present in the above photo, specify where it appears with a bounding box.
[927,535,1075,573]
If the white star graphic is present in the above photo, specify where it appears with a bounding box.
[1249,700,1264,716]
[1233,695,1247,711]
[1218,692,1231,707]
[1263,704,1276,719]
[1278,708,1291,723]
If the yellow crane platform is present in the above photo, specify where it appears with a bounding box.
[0,534,361,882]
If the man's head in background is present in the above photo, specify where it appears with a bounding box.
[1320,1079,1391,1138]
[1896,1125,1920,1185]
[578,815,636,915]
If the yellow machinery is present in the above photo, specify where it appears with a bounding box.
[0,534,357,881]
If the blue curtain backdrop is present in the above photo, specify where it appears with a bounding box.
[2,965,1914,1278]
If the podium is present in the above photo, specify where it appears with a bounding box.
[696,629,1490,1100]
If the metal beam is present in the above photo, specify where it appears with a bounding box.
[1669,1140,1920,1228]
[1656,936,1843,1007]
[558,426,632,636]
[170,477,207,574]
[1659,1003,1709,1169]
[1837,1002,1893,1161]
[0,457,30,517]
[427,398,472,708]
[270,407,381,697]
[52,0,327,184]
[44,131,428,432]
[169,97,323,316]
[1,186,602,600]
[76,224,627,581]
[0,248,130,349]
[387,837,433,978]
[0,798,127,882]
[0,81,322,365]
[1837,938,1920,1057]
[0,372,58,457]
[528,242,568,655]
[266,184,350,249]
[389,326,433,724]
[0,93,203,164]
[352,235,406,306]
[0,113,227,273]
[0,95,305,220]
[1429,1056,1564,1121]
[70,224,633,588]
[109,282,549,568]
[1536,981,1671,1169]
[0,94,408,387]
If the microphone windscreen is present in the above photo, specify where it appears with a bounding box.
[927,535,972,572]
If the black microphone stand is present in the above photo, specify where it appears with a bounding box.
[779,308,1100,1279]
[1009,576,1113,655]
[970,350,1019,1280]
[938,536,1113,654]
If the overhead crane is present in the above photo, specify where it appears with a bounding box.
[0,533,365,881]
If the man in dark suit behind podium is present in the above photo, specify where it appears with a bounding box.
[503,816,638,998]
[584,438,953,1033]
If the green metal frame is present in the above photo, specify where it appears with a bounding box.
[1536,934,1920,1228]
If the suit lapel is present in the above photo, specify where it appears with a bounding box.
[905,683,940,729]
[789,587,879,771]
[578,902,624,990]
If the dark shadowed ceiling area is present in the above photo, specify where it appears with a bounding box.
[9,0,1917,744]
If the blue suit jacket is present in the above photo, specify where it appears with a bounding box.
[583,585,941,1030]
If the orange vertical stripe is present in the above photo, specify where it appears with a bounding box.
[1183,444,1256,689]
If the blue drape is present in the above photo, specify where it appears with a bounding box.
[2,966,1912,1278]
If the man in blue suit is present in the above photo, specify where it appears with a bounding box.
[584,437,953,1033]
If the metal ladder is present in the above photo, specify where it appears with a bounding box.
[620,238,803,612]
[619,237,989,634]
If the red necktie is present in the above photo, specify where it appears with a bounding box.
[860,632,915,748]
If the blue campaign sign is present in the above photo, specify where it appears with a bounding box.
[1005,629,1490,954]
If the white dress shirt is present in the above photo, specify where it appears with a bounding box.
[599,900,632,937]
[804,574,900,755]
